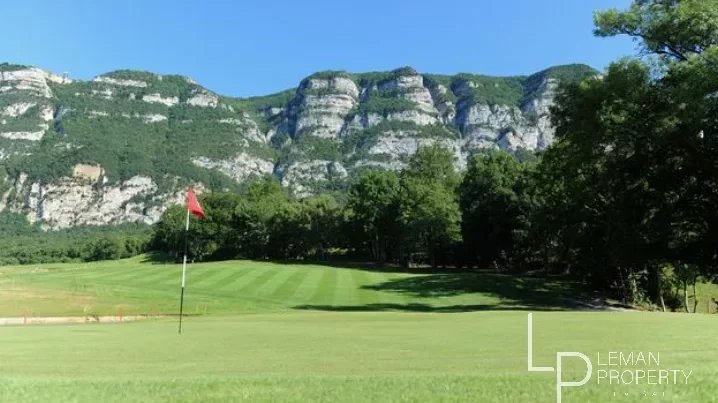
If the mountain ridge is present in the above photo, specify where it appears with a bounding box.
[0,62,597,229]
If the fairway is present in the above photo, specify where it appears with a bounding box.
[0,256,587,317]
[0,258,717,402]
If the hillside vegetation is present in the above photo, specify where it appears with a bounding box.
[0,63,595,190]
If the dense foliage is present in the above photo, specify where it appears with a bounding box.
[0,63,29,71]
[0,212,151,265]
[151,146,462,267]
[531,0,718,309]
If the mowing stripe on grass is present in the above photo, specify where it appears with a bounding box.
[188,267,225,287]
[81,266,149,282]
[216,267,267,293]
[0,256,609,317]
[124,268,163,284]
[130,267,177,285]
[236,267,283,295]
[283,267,324,304]
[194,268,241,288]
[203,268,254,293]
[154,264,210,287]
[265,268,310,302]
[334,269,358,306]
[90,270,161,288]
[309,267,338,305]
[251,266,304,297]
[349,268,379,306]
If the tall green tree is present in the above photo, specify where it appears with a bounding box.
[233,178,293,259]
[151,205,187,260]
[594,0,718,62]
[398,145,461,268]
[535,0,718,304]
[460,151,529,268]
[300,194,343,259]
[346,171,401,263]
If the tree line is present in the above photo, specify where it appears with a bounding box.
[0,212,150,265]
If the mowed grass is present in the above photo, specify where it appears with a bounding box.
[0,312,717,402]
[0,256,585,317]
[0,257,717,402]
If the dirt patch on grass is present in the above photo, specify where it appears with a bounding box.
[0,314,165,326]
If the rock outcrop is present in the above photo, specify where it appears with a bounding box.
[0,62,597,228]
[0,67,62,145]
[192,153,274,183]
[288,76,359,139]
[7,174,159,229]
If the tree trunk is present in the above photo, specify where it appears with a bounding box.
[399,243,409,270]
[618,267,628,305]
[656,267,666,312]
[683,279,689,313]
[692,276,698,314]
[370,233,379,262]
[543,243,550,276]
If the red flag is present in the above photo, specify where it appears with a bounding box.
[187,189,206,218]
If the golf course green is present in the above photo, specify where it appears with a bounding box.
[0,257,716,402]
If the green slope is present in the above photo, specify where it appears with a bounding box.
[0,256,586,317]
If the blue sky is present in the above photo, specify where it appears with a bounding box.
[0,0,634,97]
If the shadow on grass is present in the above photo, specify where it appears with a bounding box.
[266,258,415,272]
[294,272,592,313]
[294,303,567,313]
[364,272,579,299]
[140,252,172,264]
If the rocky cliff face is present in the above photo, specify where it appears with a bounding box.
[0,62,596,228]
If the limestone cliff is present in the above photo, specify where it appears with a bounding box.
[0,62,597,228]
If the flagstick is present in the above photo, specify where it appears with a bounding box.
[178,207,190,334]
